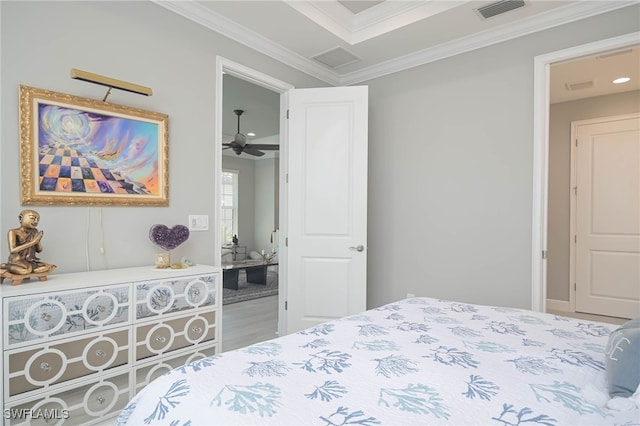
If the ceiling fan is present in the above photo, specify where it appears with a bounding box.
[223,109,279,157]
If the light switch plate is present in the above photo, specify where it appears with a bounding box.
[188,215,209,231]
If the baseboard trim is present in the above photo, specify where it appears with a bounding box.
[546,298,571,312]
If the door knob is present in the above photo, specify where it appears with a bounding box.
[349,245,365,252]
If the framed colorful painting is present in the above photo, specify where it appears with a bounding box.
[18,85,169,206]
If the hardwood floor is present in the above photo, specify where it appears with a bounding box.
[221,295,279,352]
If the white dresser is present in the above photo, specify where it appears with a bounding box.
[0,264,222,425]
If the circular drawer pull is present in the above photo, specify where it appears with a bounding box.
[41,312,51,321]
[192,326,203,334]
[96,349,107,358]
[40,362,52,372]
[155,335,167,343]
[96,395,105,405]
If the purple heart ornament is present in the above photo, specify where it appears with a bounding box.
[149,224,190,251]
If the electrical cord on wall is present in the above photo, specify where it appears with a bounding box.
[85,207,109,271]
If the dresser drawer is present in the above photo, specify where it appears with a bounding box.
[133,342,218,394]
[6,328,130,400]
[134,274,218,320]
[134,310,217,363]
[4,371,130,426]
[5,285,130,349]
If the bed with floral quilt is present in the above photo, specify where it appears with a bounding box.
[115,297,639,425]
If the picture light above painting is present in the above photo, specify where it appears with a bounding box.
[18,84,169,207]
[70,68,153,101]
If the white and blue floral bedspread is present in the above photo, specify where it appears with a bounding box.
[116,297,639,425]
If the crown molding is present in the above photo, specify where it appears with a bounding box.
[152,0,636,87]
[341,1,636,85]
[151,0,341,86]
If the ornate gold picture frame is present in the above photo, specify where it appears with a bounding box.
[19,85,169,206]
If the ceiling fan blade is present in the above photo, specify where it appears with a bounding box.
[247,144,279,150]
[242,145,265,157]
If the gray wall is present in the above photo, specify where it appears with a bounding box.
[0,1,324,272]
[363,6,639,309]
[547,90,640,302]
[1,2,639,311]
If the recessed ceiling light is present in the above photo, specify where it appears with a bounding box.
[247,132,256,137]
[613,77,631,84]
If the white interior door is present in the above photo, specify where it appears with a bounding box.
[574,113,640,319]
[286,86,368,334]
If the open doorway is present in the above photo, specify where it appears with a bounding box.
[220,74,280,305]
[214,57,294,351]
[531,32,640,320]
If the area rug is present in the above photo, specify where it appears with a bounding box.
[222,269,278,305]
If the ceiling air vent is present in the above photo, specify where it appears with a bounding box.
[565,80,594,91]
[476,0,526,19]
[311,47,361,69]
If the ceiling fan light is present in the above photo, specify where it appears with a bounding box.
[235,133,246,145]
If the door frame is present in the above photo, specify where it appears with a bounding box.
[214,57,294,334]
[531,31,640,312]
